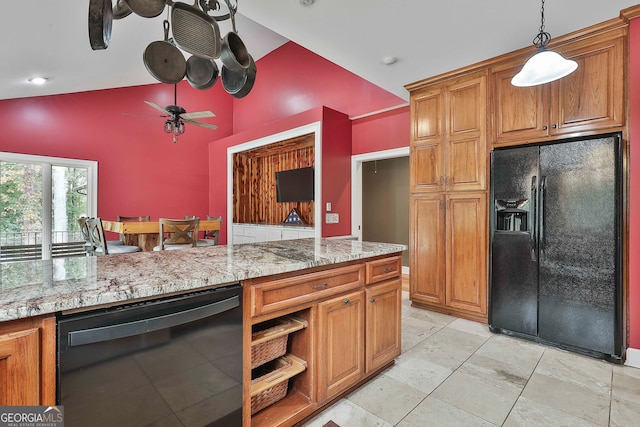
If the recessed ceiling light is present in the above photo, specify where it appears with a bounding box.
[28,77,48,85]
[382,57,398,65]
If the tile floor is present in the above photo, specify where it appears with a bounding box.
[302,291,640,427]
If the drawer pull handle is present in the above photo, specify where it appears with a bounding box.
[343,299,350,304]
[312,283,328,289]
[370,298,376,303]
[383,267,394,272]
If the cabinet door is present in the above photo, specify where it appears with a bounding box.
[445,74,487,192]
[445,192,487,315]
[552,35,625,135]
[410,87,445,193]
[0,328,40,405]
[365,279,401,373]
[410,194,445,305]
[317,290,364,402]
[491,62,549,145]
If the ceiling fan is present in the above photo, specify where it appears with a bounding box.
[137,84,218,143]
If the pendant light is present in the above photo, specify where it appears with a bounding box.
[511,0,577,87]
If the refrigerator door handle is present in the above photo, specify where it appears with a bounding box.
[539,175,546,259]
[530,175,537,261]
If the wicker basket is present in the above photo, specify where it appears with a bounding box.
[250,354,307,415]
[251,316,308,369]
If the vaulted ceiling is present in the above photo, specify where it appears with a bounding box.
[0,0,636,101]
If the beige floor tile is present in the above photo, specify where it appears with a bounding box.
[412,327,489,370]
[384,352,453,394]
[613,363,640,380]
[401,315,443,352]
[474,333,545,371]
[612,370,640,404]
[503,396,600,427]
[447,317,492,338]
[397,396,496,427]
[431,371,518,425]
[535,348,613,395]
[301,399,392,427]
[347,374,427,425]
[458,353,532,394]
[610,396,640,427]
[521,373,610,425]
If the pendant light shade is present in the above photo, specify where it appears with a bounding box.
[511,0,577,87]
[511,50,578,87]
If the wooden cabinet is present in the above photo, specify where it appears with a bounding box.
[244,255,402,427]
[317,290,365,401]
[410,193,487,321]
[365,279,402,373]
[491,30,625,146]
[409,70,488,322]
[0,316,56,406]
[410,72,487,193]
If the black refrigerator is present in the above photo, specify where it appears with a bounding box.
[489,133,622,361]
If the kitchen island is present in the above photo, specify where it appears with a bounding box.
[0,238,405,426]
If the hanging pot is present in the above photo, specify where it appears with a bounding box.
[113,0,132,19]
[219,4,250,70]
[221,55,256,98]
[171,0,221,59]
[125,0,166,18]
[143,20,187,84]
[186,55,219,90]
[88,0,112,50]
[220,32,250,70]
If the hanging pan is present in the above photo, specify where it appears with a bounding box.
[88,0,112,50]
[171,0,221,59]
[219,3,250,70]
[221,55,256,98]
[143,20,186,84]
[112,0,132,20]
[186,55,219,90]
[126,0,166,18]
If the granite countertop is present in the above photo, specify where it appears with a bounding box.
[0,239,406,322]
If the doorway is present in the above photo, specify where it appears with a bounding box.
[351,148,409,272]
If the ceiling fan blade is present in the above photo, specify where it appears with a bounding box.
[181,110,216,119]
[121,112,168,118]
[144,101,170,115]
[183,118,218,130]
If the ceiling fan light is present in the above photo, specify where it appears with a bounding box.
[511,50,578,87]
[178,121,185,134]
[164,120,173,133]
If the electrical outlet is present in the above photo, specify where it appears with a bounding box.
[325,213,339,224]
[326,202,332,211]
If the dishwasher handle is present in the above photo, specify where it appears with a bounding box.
[68,295,240,347]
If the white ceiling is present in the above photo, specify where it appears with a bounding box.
[0,0,637,102]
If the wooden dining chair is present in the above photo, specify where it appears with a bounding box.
[86,218,142,255]
[77,217,95,255]
[154,218,200,251]
[202,215,222,245]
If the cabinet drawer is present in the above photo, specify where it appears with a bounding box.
[250,264,364,316]
[366,256,401,284]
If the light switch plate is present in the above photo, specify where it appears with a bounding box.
[326,202,332,211]
[325,213,339,224]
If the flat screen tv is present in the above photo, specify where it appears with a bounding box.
[276,167,314,202]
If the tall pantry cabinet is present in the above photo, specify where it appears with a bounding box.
[407,71,489,322]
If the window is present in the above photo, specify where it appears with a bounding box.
[0,152,97,261]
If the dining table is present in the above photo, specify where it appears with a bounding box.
[102,219,222,251]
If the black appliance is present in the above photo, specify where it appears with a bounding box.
[58,284,243,426]
[489,134,622,361]
[276,166,315,202]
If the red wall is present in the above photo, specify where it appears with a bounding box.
[0,81,233,240]
[628,18,639,350]
[352,106,410,155]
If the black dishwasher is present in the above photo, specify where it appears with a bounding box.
[57,284,242,427]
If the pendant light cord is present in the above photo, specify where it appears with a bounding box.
[533,0,551,49]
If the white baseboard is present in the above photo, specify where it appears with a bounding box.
[625,347,640,368]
